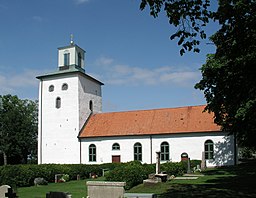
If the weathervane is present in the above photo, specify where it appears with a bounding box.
[70,34,74,45]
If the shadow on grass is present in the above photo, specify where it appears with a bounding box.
[159,160,256,198]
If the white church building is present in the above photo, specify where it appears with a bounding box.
[37,41,236,167]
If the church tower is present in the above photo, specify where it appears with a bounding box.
[37,39,103,164]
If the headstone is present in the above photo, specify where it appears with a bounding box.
[0,185,11,198]
[124,193,157,198]
[34,177,48,186]
[187,158,191,173]
[87,181,125,198]
[0,185,17,198]
[5,188,17,198]
[46,191,71,198]
[201,151,206,170]
[155,151,160,174]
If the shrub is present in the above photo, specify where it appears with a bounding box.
[105,161,152,190]
[181,159,201,173]
[161,162,185,176]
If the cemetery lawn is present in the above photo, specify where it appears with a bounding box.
[17,177,105,198]
[17,160,256,197]
[128,159,256,197]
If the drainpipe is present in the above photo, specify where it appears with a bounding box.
[150,135,152,164]
[79,138,82,164]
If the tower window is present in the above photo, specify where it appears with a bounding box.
[49,85,54,92]
[89,100,93,111]
[62,83,68,91]
[56,97,61,109]
[78,52,82,67]
[64,53,70,66]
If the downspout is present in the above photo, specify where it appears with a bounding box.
[150,135,152,164]
[79,138,82,164]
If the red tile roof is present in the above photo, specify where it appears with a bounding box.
[79,105,221,138]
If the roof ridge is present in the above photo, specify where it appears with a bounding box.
[96,104,207,115]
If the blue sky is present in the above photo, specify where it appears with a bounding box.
[0,0,217,112]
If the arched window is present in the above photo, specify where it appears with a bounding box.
[78,52,82,67]
[134,142,142,161]
[160,142,169,161]
[89,100,93,111]
[89,144,96,162]
[62,83,68,91]
[49,85,54,92]
[56,97,61,109]
[112,143,120,150]
[205,140,214,160]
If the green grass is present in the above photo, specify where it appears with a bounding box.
[128,160,256,197]
[17,177,105,198]
[17,160,256,198]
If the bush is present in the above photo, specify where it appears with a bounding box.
[181,159,201,173]
[105,161,151,190]
[161,162,185,176]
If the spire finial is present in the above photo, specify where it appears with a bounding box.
[70,34,74,45]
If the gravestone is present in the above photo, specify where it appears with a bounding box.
[46,191,71,198]
[124,193,157,198]
[0,185,10,198]
[201,151,206,170]
[155,151,160,174]
[87,181,125,198]
[0,185,17,198]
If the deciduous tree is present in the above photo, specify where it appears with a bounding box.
[0,95,38,165]
[140,0,256,148]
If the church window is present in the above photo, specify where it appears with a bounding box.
[112,143,120,150]
[134,142,142,161]
[89,100,93,111]
[62,83,68,90]
[160,142,169,161]
[89,144,96,162]
[49,85,54,92]
[64,53,70,66]
[56,97,61,109]
[78,52,82,67]
[205,140,214,160]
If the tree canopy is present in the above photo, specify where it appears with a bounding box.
[195,0,256,148]
[0,95,38,165]
[140,0,256,148]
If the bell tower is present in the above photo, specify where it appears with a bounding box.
[37,38,103,164]
[58,35,85,71]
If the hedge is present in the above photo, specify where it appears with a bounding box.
[0,160,198,189]
[0,163,119,187]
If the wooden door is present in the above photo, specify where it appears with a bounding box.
[112,155,121,163]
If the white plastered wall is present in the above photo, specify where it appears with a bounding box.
[39,74,81,164]
[80,132,235,166]
[78,75,102,130]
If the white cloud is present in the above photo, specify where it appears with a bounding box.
[0,69,40,95]
[32,16,43,22]
[95,56,114,66]
[74,0,90,5]
[94,57,201,87]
